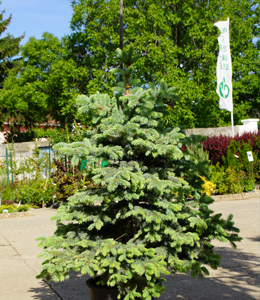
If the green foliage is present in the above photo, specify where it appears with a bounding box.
[210,163,247,195]
[0,1,23,87]
[33,122,87,145]
[37,49,241,299]
[1,178,55,207]
[0,204,29,213]
[50,158,93,202]
[68,0,260,128]
[3,122,88,144]
[15,204,30,212]
[210,140,260,193]
[0,143,54,205]
[186,142,209,163]
[207,136,260,194]
[224,140,259,181]
[4,143,51,180]
[16,178,56,206]
[0,158,7,191]
[0,32,88,129]
[4,129,35,143]
[0,204,16,213]
[0,1,24,128]
[1,183,16,202]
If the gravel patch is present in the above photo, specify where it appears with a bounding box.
[0,210,34,220]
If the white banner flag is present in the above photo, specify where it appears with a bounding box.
[214,18,233,112]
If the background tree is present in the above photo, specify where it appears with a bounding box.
[0,1,23,128]
[68,0,260,128]
[0,32,89,129]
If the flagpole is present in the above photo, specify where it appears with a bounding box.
[228,17,234,138]
[231,110,234,138]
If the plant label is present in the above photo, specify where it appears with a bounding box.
[247,151,253,162]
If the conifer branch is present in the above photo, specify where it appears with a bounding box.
[115,234,126,241]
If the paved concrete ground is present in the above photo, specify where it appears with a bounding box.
[0,198,259,300]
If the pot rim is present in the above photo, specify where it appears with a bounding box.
[86,278,118,290]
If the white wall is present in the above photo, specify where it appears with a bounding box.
[0,132,4,144]
[185,119,259,138]
[239,119,259,136]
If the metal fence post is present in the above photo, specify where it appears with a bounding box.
[10,153,14,183]
[49,142,51,175]
[28,176,30,204]
[6,148,10,186]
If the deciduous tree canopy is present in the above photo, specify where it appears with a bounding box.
[0,3,23,88]
[1,1,259,130]
[0,2,23,128]
[0,33,89,128]
[68,0,260,128]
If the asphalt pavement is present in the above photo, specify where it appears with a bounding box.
[0,198,259,300]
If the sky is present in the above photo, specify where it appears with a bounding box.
[1,0,73,45]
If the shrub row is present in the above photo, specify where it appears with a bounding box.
[202,131,260,195]
[4,121,87,144]
[203,130,260,165]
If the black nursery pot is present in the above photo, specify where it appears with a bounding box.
[86,278,155,300]
[86,278,119,300]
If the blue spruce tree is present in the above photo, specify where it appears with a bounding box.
[37,47,241,300]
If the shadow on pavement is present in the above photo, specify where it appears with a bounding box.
[162,246,259,300]
[29,246,259,300]
[248,236,260,242]
[28,279,62,300]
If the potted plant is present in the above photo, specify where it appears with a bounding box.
[37,47,241,300]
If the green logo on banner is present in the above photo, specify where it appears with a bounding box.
[219,77,230,99]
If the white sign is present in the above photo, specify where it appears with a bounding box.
[214,18,233,112]
[247,151,254,162]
